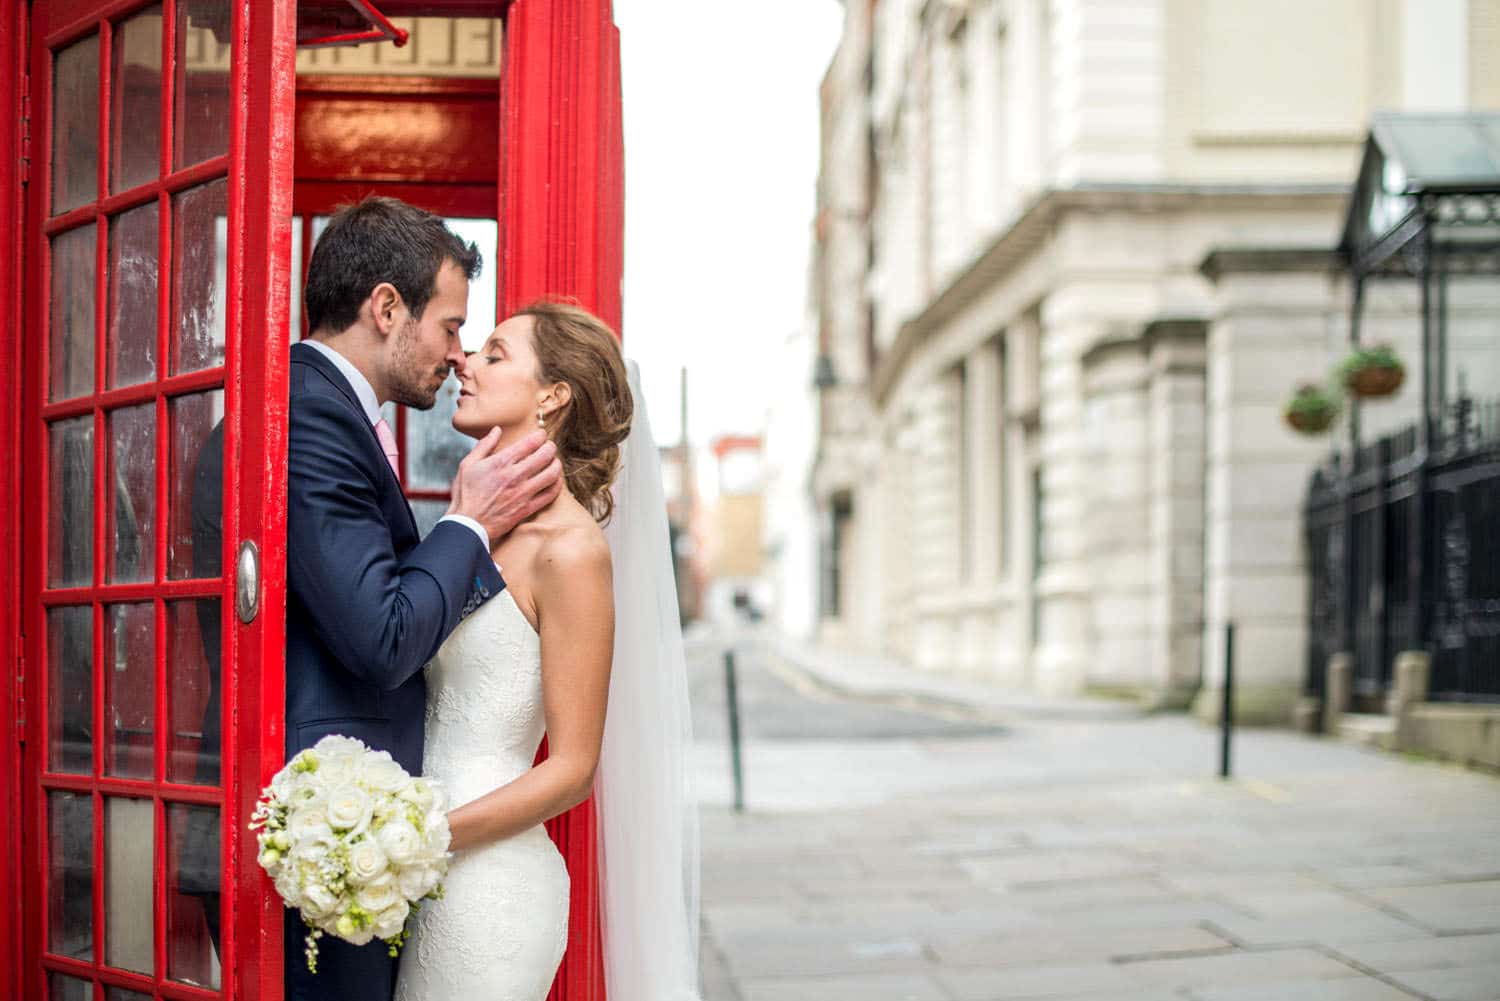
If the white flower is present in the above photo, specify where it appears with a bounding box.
[286,807,332,846]
[399,777,437,812]
[422,811,451,856]
[396,865,430,901]
[355,873,401,914]
[346,837,389,886]
[274,869,304,908]
[300,882,339,920]
[325,784,374,834]
[356,753,409,794]
[336,913,375,947]
[376,818,422,866]
[371,899,411,939]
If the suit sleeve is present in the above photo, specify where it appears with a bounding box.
[287,391,505,691]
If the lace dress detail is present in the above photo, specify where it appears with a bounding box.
[394,589,569,1001]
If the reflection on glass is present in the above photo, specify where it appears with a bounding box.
[108,404,155,583]
[412,499,449,540]
[175,0,231,168]
[49,416,95,589]
[105,796,154,973]
[289,216,304,340]
[172,179,228,374]
[50,224,97,402]
[106,989,154,1001]
[52,35,99,214]
[169,802,221,988]
[46,607,93,775]
[106,604,154,780]
[294,17,502,78]
[111,6,163,192]
[108,202,160,388]
[49,973,92,1001]
[167,600,219,785]
[48,791,94,960]
[406,373,470,490]
[168,390,224,580]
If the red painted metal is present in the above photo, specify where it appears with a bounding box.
[499,3,626,998]
[0,3,27,999]
[297,0,411,50]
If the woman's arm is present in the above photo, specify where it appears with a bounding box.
[445,528,614,853]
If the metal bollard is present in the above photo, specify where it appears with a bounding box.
[725,649,745,813]
[1220,621,1235,779]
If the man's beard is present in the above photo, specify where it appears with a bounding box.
[387,319,448,410]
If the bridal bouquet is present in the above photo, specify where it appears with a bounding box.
[250,735,451,972]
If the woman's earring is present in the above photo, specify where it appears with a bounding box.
[537,407,546,428]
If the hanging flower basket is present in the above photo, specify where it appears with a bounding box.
[1340,344,1405,399]
[1283,383,1340,434]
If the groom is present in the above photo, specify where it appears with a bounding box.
[283,197,561,1000]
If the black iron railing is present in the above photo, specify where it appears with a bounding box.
[1305,395,1500,704]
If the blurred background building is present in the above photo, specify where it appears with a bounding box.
[800,0,1500,736]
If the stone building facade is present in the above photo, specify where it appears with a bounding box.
[809,0,1500,721]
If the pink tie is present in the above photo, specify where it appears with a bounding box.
[373,418,400,477]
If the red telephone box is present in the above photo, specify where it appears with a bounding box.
[0,3,624,999]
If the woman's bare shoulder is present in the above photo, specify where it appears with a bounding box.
[532,512,611,595]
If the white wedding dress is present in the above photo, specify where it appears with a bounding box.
[393,586,569,1001]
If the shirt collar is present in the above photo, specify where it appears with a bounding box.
[303,339,383,426]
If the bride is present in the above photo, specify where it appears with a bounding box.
[393,301,700,1001]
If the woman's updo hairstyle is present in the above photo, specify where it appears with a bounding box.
[521,300,633,524]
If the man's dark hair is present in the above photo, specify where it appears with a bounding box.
[303,196,482,335]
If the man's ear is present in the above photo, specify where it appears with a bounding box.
[369,282,403,336]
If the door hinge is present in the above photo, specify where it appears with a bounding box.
[14,648,24,742]
[19,71,31,185]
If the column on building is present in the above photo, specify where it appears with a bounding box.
[1197,252,1347,724]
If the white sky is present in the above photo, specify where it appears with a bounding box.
[612,0,844,448]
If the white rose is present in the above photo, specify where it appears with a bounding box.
[396,864,430,901]
[371,899,411,939]
[422,811,451,856]
[300,882,339,920]
[335,914,375,947]
[356,753,409,794]
[286,803,332,842]
[346,837,389,886]
[376,818,421,866]
[314,734,368,759]
[325,785,374,834]
[355,873,401,914]
[273,869,304,908]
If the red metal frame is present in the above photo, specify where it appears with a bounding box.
[8,1,624,998]
[16,2,296,1000]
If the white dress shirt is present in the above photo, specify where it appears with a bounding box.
[302,339,490,552]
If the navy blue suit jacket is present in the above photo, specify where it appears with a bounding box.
[285,340,504,773]
[281,342,504,1001]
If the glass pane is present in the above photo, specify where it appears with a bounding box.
[108,404,156,583]
[412,499,449,540]
[105,604,154,780]
[107,201,160,388]
[175,0,231,168]
[46,606,93,775]
[168,802,221,988]
[104,796,154,974]
[111,6,163,192]
[295,17,502,78]
[405,374,469,490]
[106,989,154,1001]
[167,600,219,785]
[289,215,304,340]
[49,415,95,588]
[49,224,97,402]
[48,791,94,960]
[48,972,92,1001]
[171,179,228,374]
[167,391,224,580]
[52,35,100,214]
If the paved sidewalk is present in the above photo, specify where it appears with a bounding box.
[771,638,1147,722]
[695,680,1500,999]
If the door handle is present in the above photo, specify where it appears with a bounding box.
[236,540,261,624]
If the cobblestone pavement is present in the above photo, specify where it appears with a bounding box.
[688,633,1500,1000]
